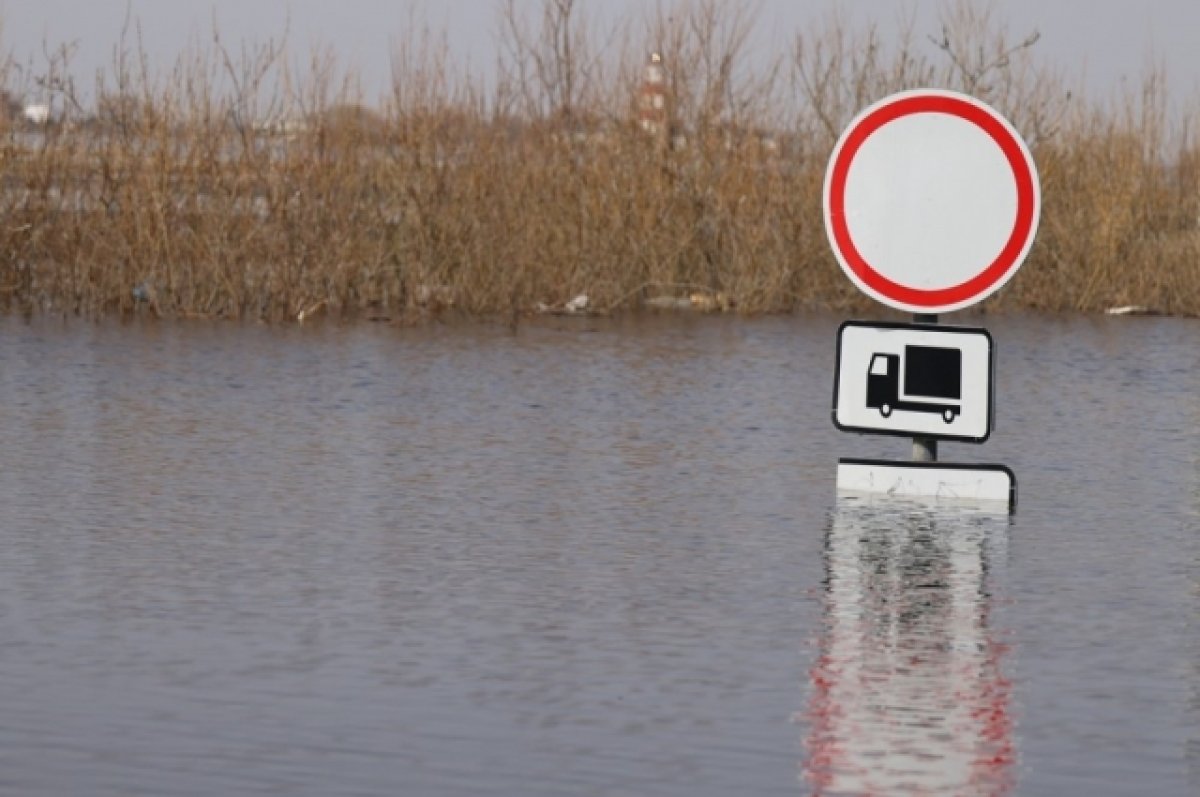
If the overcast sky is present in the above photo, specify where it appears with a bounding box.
[3,1,1199,107]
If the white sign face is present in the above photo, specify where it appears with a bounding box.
[833,321,993,442]
[823,89,1040,314]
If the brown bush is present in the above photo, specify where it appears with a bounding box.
[0,0,1197,322]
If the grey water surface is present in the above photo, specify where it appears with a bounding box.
[0,313,1195,796]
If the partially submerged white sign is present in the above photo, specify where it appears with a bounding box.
[837,458,1015,509]
[834,321,993,443]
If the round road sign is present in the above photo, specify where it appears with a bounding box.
[823,89,1040,314]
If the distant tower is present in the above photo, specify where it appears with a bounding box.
[638,52,667,137]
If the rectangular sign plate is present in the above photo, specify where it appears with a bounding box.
[837,458,1015,510]
[833,321,994,443]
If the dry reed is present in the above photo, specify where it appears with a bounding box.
[1,0,1199,322]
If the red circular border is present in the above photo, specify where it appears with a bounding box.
[826,94,1037,309]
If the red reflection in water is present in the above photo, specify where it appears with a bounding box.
[801,504,1014,795]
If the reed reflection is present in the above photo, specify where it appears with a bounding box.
[802,499,1015,795]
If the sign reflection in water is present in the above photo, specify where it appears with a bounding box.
[802,499,1015,794]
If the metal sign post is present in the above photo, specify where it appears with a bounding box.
[822,89,1041,510]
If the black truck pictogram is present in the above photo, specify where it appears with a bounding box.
[866,345,961,423]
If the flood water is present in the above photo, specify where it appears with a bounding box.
[0,312,1195,796]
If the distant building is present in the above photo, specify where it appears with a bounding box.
[22,104,50,125]
[638,52,667,137]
